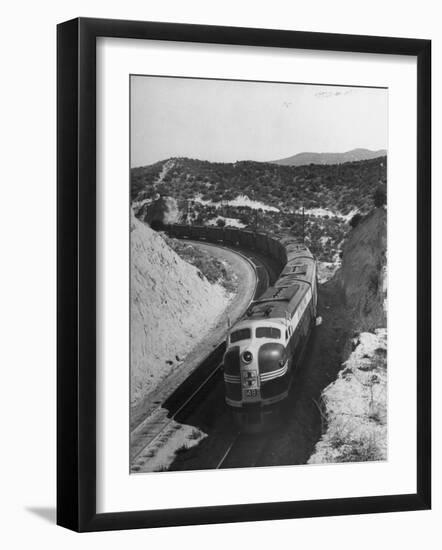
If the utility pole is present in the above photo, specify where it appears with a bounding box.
[302,205,305,243]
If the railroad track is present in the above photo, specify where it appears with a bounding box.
[188,240,272,297]
[215,431,269,470]
[131,356,224,463]
[130,242,276,471]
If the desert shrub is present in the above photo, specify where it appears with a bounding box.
[188,429,201,440]
[373,184,387,207]
[163,236,238,293]
[349,213,363,228]
[336,435,383,462]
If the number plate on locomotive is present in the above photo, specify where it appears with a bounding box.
[242,388,261,402]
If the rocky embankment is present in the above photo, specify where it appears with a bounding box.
[338,207,387,331]
[309,207,387,463]
[130,213,229,409]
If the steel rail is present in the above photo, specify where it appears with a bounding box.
[215,432,268,470]
[215,431,241,469]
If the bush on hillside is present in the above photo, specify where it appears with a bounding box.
[373,184,387,208]
[349,213,363,228]
[163,236,238,293]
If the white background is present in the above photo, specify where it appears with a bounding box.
[0,0,440,548]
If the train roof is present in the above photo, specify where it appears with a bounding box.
[242,243,316,322]
[244,280,310,321]
[283,242,311,254]
[279,256,316,286]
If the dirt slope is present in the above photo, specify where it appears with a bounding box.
[338,207,387,331]
[308,330,387,463]
[309,207,388,463]
[130,213,229,408]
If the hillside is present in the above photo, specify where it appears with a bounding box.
[131,156,386,215]
[308,329,387,463]
[131,156,387,263]
[130,213,229,408]
[337,207,387,331]
[309,207,387,464]
[271,148,387,166]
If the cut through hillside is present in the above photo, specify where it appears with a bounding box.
[309,207,388,464]
[337,207,387,332]
[130,213,230,409]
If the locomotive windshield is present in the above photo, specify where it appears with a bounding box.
[230,328,251,343]
[256,327,281,339]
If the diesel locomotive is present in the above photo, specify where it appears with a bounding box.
[223,242,317,431]
[163,223,317,432]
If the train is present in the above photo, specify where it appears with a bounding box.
[163,223,317,432]
[223,240,317,432]
[164,223,287,267]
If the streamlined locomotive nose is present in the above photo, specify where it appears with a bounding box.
[224,346,240,375]
[258,343,287,373]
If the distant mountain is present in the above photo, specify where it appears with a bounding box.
[271,148,387,167]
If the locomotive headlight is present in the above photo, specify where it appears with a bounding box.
[242,350,253,363]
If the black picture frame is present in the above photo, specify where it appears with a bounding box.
[57,17,431,532]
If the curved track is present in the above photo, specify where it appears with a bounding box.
[130,240,280,472]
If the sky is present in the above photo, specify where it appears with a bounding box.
[130,75,387,168]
